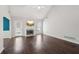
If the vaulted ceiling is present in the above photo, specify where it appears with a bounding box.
[9,5,52,20]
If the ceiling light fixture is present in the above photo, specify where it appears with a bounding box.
[37,6,41,9]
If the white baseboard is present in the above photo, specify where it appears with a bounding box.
[0,47,4,54]
[44,33,79,44]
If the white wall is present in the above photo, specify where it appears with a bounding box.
[0,6,11,53]
[43,6,79,44]
[0,6,11,38]
[0,17,4,53]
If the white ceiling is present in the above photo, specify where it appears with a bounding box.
[9,5,52,20]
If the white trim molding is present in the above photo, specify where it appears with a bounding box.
[44,33,79,44]
[0,47,4,54]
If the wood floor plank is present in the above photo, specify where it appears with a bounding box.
[1,35,79,54]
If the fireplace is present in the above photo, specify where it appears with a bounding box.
[26,30,34,35]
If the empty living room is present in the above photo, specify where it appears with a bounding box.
[0,5,79,54]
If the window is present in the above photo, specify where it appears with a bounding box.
[3,16,10,31]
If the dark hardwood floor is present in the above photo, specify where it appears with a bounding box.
[1,35,79,54]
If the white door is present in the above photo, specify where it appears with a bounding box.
[36,21,43,34]
[14,20,23,36]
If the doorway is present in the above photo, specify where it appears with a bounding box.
[13,20,23,36]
